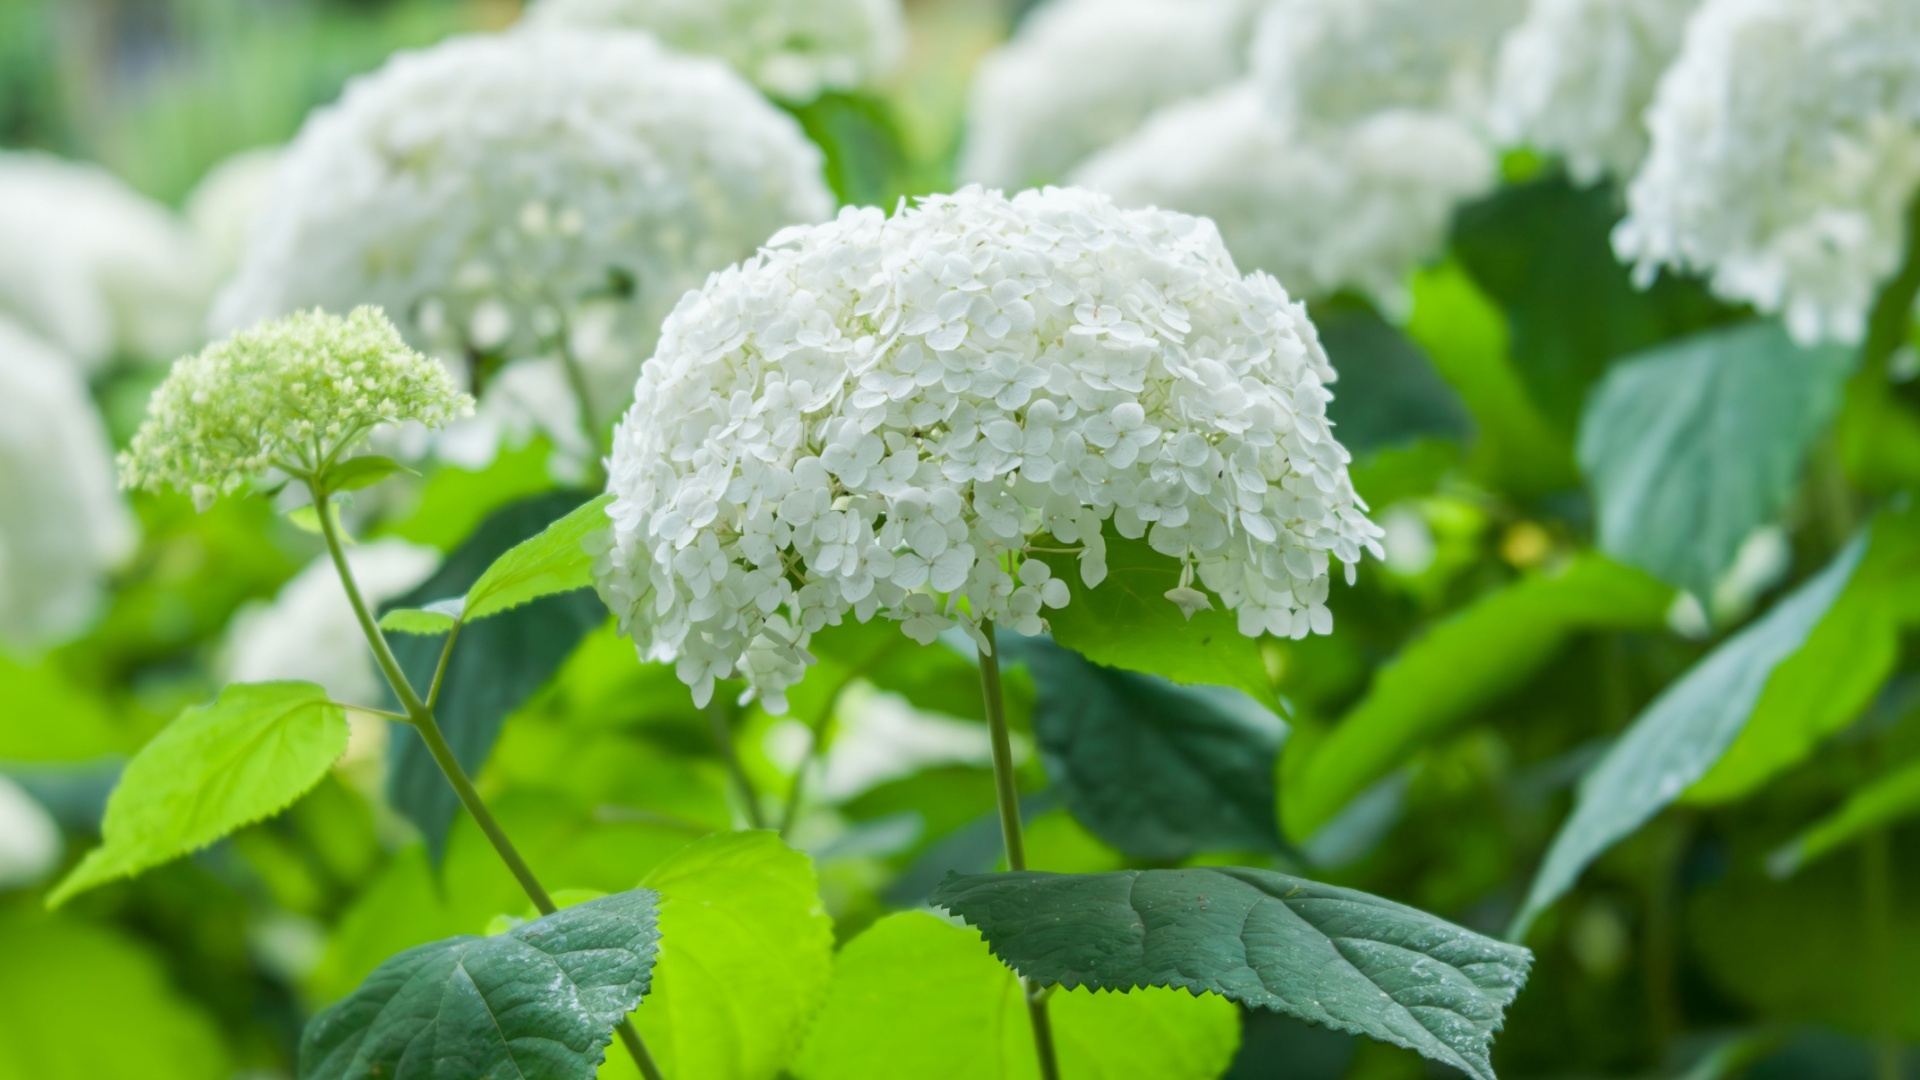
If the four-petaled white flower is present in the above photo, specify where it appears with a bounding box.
[595,186,1383,711]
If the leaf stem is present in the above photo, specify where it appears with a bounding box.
[1863,824,1901,1080]
[308,477,666,1080]
[706,699,767,829]
[976,621,1061,1080]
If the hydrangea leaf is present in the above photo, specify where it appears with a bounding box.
[377,598,463,636]
[931,868,1531,1080]
[1513,533,1868,937]
[298,888,661,1080]
[792,911,1240,1080]
[1316,302,1473,456]
[384,493,608,855]
[462,493,614,623]
[1034,533,1278,712]
[47,681,348,907]
[325,454,416,494]
[1284,555,1672,839]
[1769,755,1920,878]
[601,831,834,1080]
[1015,637,1285,860]
[1579,320,1856,603]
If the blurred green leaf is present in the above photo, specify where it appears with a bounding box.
[299,888,661,1080]
[323,455,414,494]
[1579,321,1855,602]
[1513,534,1867,937]
[462,494,613,623]
[0,656,126,761]
[1034,533,1277,711]
[932,868,1531,1080]
[1770,756,1920,876]
[1015,638,1285,860]
[384,438,563,551]
[0,910,231,1079]
[786,92,914,208]
[1317,302,1473,455]
[49,680,348,907]
[601,832,833,1080]
[793,911,1240,1080]
[1284,556,1672,840]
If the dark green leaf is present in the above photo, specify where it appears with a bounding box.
[1284,556,1672,839]
[784,92,913,208]
[299,888,661,1080]
[463,493,614,622]
[1317,302,1473,455]
[384,492,607,855]
[1513,534,1867,937]
[933,868,1532,1080]
[1017,638,1286,860]
[1579,321,1855,602]
[49,681,348,907]
[1770,756,1920,877]
[325,454,414,494]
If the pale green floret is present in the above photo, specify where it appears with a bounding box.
[121,306,472,508]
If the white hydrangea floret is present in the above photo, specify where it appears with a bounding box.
[523,0,904,102]
[0,152,212,371]
[1253,0,1529,128]
[223,539,440,707]
[213,30,835,432]
[959,0,1260,189]
[1614,0,1920,345]
[1490,0,1699,184]
[0,319,137,650]
[596,187,1384,711]
[1075,84,1494,312]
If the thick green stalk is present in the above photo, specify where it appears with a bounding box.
[308,478,666,1080]
[976,622,1061,1080]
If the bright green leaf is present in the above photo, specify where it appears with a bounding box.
[0,656,126,761]
[1769,756,1920,877]
[1014,638,1285,860]
[1578,321,1855,603]
[933,869,1531,1080]
[462,493,613,622]
[0,911,231,1080]
[49,681,349,907]
[1034,533,1277,711]
[325,454,415,494]
[376,598,463,635]
[1512,535,1867,937]
[793,911,1240,1080]
[288,499,352,539]
[596,831,834,1080]
[1284,555,1672,839]
[299,888,661,1080]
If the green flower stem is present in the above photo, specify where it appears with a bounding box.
[307,477,666,1080]
[976,621,1061,1080]
[706,700,767,830]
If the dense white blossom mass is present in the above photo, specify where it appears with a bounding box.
[0,320,136,650]
[596,187,1383,711]
[524,0,904,102]
[959,0,1259,189]
[1614,0,1920,345]
[0,152,211,371]
[1075,85,1494,311]
[1253,0,1529,128]
[186,148,283,288]
[213,30,835,426]
[1491,0,1698,184]
[223,539,440,707]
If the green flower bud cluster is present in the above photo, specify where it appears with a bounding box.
[122,307,472,507]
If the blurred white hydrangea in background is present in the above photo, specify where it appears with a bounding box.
[212,30,835,451]
[222,539,440,707]
[1614,0,1920,345]
[1490,0,1698,184]
[1253,0,1529,129]
[0,775,61,891]
[0,320,136,652]
[0,152,213,371]
[1075,86,1493,313]
[959,0,1260,189]
[596,186,1382,711]
[185,148,283,288]
[524,0,904,103]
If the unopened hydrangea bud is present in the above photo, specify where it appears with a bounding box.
[122,307,472,506]
[596,186,1384,711]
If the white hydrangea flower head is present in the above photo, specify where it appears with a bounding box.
[596,186,1384,711]
[223,539,440,707]
[0,319,137,651]
[186,147,283,288]
[1490,0,1699,184]
[1075,85,1495,313]
[212,30,835,428]
[524,0,905,102]
[959,0,1261,189]
[0,152,213,371]
[1614,0,1920,345]
[123,307,472,508]
[1253,0,1529,129]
